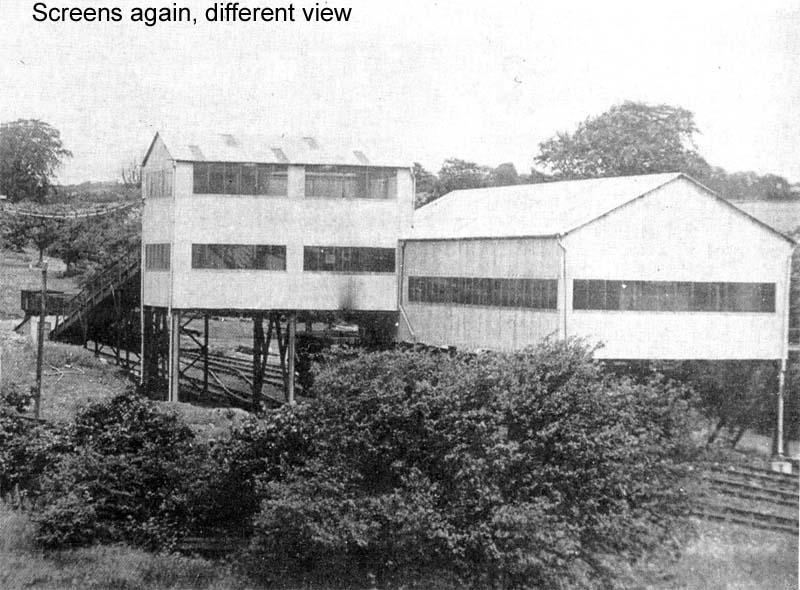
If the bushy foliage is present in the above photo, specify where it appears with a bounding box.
[188,404,316,536]
[245,341,699,588]
[607,359,791,447]
[33,392,201,549]
[536,101,709,180]
[0,384,71,503]
[0,119,72,202]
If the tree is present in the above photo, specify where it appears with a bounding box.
[702,167,796,201]
[436,158,491,196]
[535,101,710,180]
[48,218,102,275]
[412,162,437,208]
[490,162,519,186]
[0,213,62,264]
[119,157,142,189]
[0,120,72,202]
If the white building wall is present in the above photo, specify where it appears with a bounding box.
[143,159,413,311]
[564,177,792,359]
[141,136,174,308]
[400,178,792,360]
[399,238,561,349]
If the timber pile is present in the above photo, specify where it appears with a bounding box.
[693,464,799,534]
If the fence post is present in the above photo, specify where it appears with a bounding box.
[34,262,48,420]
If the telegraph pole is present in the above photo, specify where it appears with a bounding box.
[34,262,47,419]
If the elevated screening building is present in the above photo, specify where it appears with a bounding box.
[399,173,794,362]
[140,132,413,402]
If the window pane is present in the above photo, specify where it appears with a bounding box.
[192,244,285,270]
[303,247,320,271]
[255,245,286,270]
[674,282,692,311]
[209,164,225,193]
[759,284,776,312]
[585,280,606,310]
[321,247,336,271]
[572,280,774,313]
[193,164,209,194]
[305,166,394,199]
[223,164,240,194]
[146,243,170,271]
[241,165,257,194]
[256,164,288,196]
[408,276,422,302]
[604,281,621,310]
[573,280,588,310]
[691,283,717,311]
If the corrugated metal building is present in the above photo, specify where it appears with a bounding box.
[399,173,794,360]
[140,131,414,401]
[141,131,413,312]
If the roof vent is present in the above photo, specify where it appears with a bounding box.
[302,136,319,149]
[188,145,205,160]
[271,147,289,163]
[221,134,240,147]
[353,150,369,165]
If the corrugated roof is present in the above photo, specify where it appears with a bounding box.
[406,173,683,240]
[147,131,409,168]
[406,173,795,245]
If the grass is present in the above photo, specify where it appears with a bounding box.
[1,339,130,422]
[636,519,798,590]
[1,504,795,590]
[0,504,247,590]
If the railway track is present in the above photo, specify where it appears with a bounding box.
[694,464,799,535]
[709,464,799,491]
[90,344,296,408]
[691,505,798,535]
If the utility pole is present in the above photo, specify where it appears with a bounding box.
[34,262,47,419]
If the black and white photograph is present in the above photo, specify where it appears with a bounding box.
[0,1,798,588]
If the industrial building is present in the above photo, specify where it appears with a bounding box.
[398,173,794,361]
[137,130,793,406]
[140,131,414,403]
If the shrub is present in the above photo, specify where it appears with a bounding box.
[33,391,202,549]
[0,384,71,503]
[245,340,699,588]
[188,403,316,536]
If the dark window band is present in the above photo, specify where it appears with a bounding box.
[573,280,775,313]
[303,246,395,273]
[193,163,288,196]
[305,166,394,199]
[145,243,170,271]
[192,244,286,270]
[407,276,557,310]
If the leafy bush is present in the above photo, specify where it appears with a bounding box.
[244,341,699,588]
[187,403,316,536]
[0,384,71,503]
[33,391,202,549]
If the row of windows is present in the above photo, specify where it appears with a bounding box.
[573,280,776,313]
[190,164,395,199]
[144,243,170,270]
[407,276,558,310]
[145,244,396,273]
[143,169,173,199]
[193,163,288,196]
[303,246,396,272]
[305,166,393,199]
[191,244,286,270]
[405,277,777,313]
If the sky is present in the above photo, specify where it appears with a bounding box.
[1,0,799,184]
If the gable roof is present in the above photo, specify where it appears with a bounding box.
[405,173,795,245]
[142,131,408,168]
